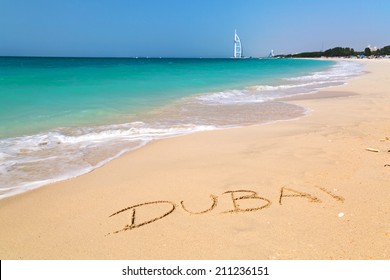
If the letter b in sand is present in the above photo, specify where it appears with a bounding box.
[223,190,271,213]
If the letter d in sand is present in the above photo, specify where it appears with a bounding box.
[108,201,176,234]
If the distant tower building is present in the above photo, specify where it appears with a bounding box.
[234,30,242,58]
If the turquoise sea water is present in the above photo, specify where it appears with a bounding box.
[1,57,334,137]
[0,57,363,198]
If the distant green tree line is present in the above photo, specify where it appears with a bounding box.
[324,47,355,57]
[280,45,390,58]
[376,45,390,55]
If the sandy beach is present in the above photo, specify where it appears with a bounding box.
[0,59,389,260]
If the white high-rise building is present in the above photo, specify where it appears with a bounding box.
[234,30,242,58]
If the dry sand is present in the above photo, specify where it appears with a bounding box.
[0,59,389,260]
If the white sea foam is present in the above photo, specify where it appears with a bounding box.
[250,80,339,91]
[196,89,270,104]
[0,122,217,199]
[286,60,363,81]
[195,61,363,105]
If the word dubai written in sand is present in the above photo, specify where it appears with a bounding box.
[107,186,345,235]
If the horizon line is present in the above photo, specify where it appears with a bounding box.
[0,55,271,59]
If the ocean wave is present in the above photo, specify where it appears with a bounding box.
[0,122,217,199]
[285,60,363,81]
[195,89,269,104]
[195,61,363,105]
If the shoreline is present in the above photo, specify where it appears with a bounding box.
[0,59,357,200]
[0,59,389,259]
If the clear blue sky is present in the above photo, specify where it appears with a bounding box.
[1,0,389,57]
